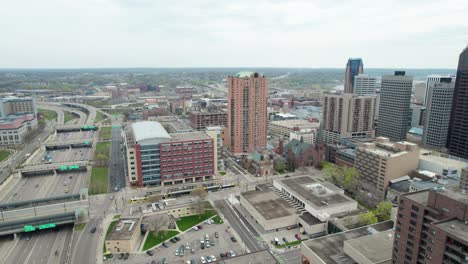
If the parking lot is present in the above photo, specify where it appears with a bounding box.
[107,220,245,264]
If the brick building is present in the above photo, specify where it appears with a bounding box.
[189,111,228,130]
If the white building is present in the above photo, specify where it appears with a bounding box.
[419,153,468,178]
[424,74,455,106]
[290,128,317,144]
[353,74,377,96]
[0,114,38,146]
[269,119,319,138]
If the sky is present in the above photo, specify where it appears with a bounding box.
[1,0,467,68]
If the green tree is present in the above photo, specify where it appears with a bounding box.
[274,161,287,173]
[342,167,360,195]
[359,212,378,226]
[322,163,343,186]
[374,201,393,222]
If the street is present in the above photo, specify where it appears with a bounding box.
[109,126,126,192]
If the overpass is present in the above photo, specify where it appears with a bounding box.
[44,139,93,150]
[56,124,98,133]
[0,211,76,236]
[19,161,89,176]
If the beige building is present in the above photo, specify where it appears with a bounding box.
[0,97,37,117]
[269,119,319,138]
[289,128,317,144]
[0,114,38,146]
[322,93,377,144]
[354,137,419,204]
[205,126,224,173]
[105,217,141,253]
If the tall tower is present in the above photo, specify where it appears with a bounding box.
[376,71,413,141]
[344,58,364,93]
[447,46,468,159]
[423,77,455,149]
[353,74,377,96]
[227,72,268,155]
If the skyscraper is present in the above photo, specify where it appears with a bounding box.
[344,58,364,93]
[321,92,376,144]
[227,71,268,155]
[423,77,455,149]
[353,74,377,95]
[424,75,455,106]
[376,71,413,141]
[447,46,468,159]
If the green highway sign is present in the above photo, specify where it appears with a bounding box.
[38,223,56,230]
[24,225,35,232]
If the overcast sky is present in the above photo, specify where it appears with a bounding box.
[1,0,467,68]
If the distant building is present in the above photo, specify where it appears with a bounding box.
[376,71,413,141]
[409,103,425,128]
[283,139,324,169]
[269,119,319,139]
[0,114,38,146]
[242,151,274,177]
[423,77,455,149]
[227,72,268,155]
[0,97,37,117]
[322,93,377,144]
[413,81,426,104]
[418,153,468,178]
[290,128,317,144]
[447,46,468,159]
[105,217,141,253]
[353,74,377,95]
[189,111,228,130]
[344,58,364,94]
[354,137,419,205]
[123,121,215,187]
[424,74,455,106]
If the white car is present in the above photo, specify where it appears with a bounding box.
[192,226,199,231]
[206,256,212,263]
[210,255,217,262]
[200,256,206,264]
[175,249,179,256]
[230,250,236,257]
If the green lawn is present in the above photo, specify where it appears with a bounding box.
[95,142,111,159]
[39,108,57,121]
[176,210,217,232]
[274,239,307,248]
[89,167,108,195]
[212,215,224,224]
[64,111,77,123]
[99,127,112,140]
[94,111,106,123]
[143,230,179,251]
[74,223,86,231]
[103,220,118,253]
[0,150,11,162]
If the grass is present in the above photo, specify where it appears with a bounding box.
[89,167,108,195]
[113,214,121,220]
[143,230,179,251]
[211,215,223,224]
[38,108,57,121]
[0,150,11,162]
[219,171,226,176]
[74,223,87,231]
[94,111,106,123]
[176,210,217,232]
[95,142,111,159]
[64,111,77,123]
[274,239,307,248]
[99,127,112,140]
[103,220,118,253]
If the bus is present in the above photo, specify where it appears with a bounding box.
[129,197,148,204]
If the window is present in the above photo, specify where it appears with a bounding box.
[411,205,419,212]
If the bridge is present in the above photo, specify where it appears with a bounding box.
[19,161,89,176]
[56,124,98,133]
[44,139,93,150]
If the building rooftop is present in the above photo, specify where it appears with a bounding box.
[404,190,430,206]
[358,137,418,158]
[270,119,320,129]
[435,219,468,243]
[217,249,278,264]
[344,229,394,264]
[276,176,356,209]
[299,212,323,225]
[234,71,256,78]
[419,154,468,169]
[241,190,297,221]
[169,131,211,142]
[106,218,141,240]
[131,121,171,143]
[0,114,35,130]
[303,221,394,264]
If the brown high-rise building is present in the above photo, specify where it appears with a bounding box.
[227,72,268,154]
[393,187,468,264]
[344,58,364,93]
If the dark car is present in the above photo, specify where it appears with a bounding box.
[146,250,154,256]
[123,253,129,260]
[295,234,302,240]
[90,227,96,233]
[174,236,181,241]
[282,237,288,243]
[215,232,219,238]
[197,225,203,230]
[220,252,225,259]
[231,237,237,242]
[170,238,177,243]
[162,242,169,248]
[118,253,124,259]
[225,251,230,258]
[201,243,205,249]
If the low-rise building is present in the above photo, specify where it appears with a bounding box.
[0,97,37,117]
[269,119,319,138]
[289,128,317,144]
[105,217,142,253]
[0,114,38,146]
[282,139,324,169]
[419,153,468,178]
[189,111,228,130]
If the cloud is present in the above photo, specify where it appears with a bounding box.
[0,0,466,68]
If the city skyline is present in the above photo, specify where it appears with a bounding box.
[1,0,467,68]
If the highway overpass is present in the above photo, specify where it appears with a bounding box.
[19,161,89,176]
[44,139,93,150]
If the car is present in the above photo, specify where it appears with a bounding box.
[210,255,217,261]
[197,225,203,230]
[220,253,225,259]
[124,253,129,260]
[174,236,181,241]
[225,252,230,258]
[63,182,67,186]
[191,248,195,254]
[90,227,96,233]
[118,253,124,259]
[175,249,179,256]
[64,188,69,193]
[200,237,204,243]
[180,245,185,256]
[200,256,206,264]
[186,242,190,250]
[25,235,31,241]
[192,226,199,231]
[146,250,154,256]
[200,243,205,250]
[206,255,213,263]
[69,176,72,179]
[210,240,215,246]
[206,242,210,248]
[231,237,237,242]
[186,261,191,264]
[282,237,288,243]
[214,232,219,238]
[229,250,236,257]
[162,257,167,264]
[191,259,196,264]
[171,238,177,243]
[295,233,302,240]
[162,242,169,248]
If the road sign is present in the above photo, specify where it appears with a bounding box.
[24,225,35,232]
[38,223,56,230]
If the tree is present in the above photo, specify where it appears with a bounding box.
[342,167,360,196]
[374,201,393,222]
[322,163,343,186]
[359,212,378,226]
[191,186,208,217]
[274,161,287,173]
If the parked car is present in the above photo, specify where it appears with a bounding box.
[225,252,230,258]
[186,242,190,250]
[231,237,237,242]
[175,248,179,256]
[118,253,124,259]
[295,234,302,240]
[210,240,215,246]
[200,256,206,264]
[90,227,96,233]
[123,253,129,260]
[192,226,199,231]
[174,236,181,241]
[152,261,157,264]
[214,232,219,238]
[220,253,225,259]
[162,257,167,264]
[146,250,154,256]
[282,237,288,243]
[191,248,195,254]
[197,225,203,230]
[206,255,213,263]
[229,250,236,257]
[210,255,217,261]
[162,242,169,248]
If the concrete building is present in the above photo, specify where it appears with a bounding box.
[393,188,468,264]
[322,93,377,144]
[269,119,319,139]
[123,121,215,187]
[447,46,468,159]
[344,58,364,94]
[227,71,268,155]
[0,114,38,146]
[424,74,456,106]
[189,111,228,130]
[105,217,141,253]
[423,77,455,149]
[418,153,468,178]
[354,137,419,205]
[409,104,425,128]
[205,126,224,173]
[290,128,317,144]
[377,71,413,141]
[413,81,426,104]
[0,97,37,117]
[353,74,377,96]
[301,222,395,264]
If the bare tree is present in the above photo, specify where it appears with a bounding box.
[191,186,208,217]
